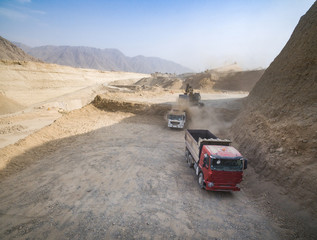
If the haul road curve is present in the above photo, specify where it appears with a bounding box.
[0,93,311,239]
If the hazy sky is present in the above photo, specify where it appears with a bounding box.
[0,0,315,71]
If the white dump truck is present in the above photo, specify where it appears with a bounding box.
[167,109,186,129]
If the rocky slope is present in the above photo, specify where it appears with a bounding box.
[0,36,38,62]
[231,2,317,214]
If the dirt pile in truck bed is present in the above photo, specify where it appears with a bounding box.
[231,2,317,214]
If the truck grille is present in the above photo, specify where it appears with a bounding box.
[211,171,242,184]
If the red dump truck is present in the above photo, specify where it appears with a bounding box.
[185,129,247,191]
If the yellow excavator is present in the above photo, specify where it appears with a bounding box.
[178,84,203,106]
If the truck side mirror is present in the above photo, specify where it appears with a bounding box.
[244,159,248,170]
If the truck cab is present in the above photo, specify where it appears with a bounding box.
[197,145,246,191]
[185,129,247,191]
[167,110,186,129]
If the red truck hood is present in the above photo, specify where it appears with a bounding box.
[209,170,243,184]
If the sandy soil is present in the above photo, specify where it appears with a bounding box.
[0,101,277,240]
[0,60,149,149]
[0,90,316,239]
[0,60,149,107]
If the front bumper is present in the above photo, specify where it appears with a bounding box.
[168,123,184,128]
[205,181,240,191]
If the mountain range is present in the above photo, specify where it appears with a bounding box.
[14,42,192,74]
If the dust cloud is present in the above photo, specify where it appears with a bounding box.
[187,106,234,138]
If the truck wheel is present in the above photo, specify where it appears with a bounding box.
[187,154,194,168]
[198,172,204,189]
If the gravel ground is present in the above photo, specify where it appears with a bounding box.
[0,104,279,239]
[0,93,315,239]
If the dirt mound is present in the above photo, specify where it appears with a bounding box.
[134,73,183,89]
[125,68,263,93]
[0,94,25,114]
[231,2,317,214]
[212,63,243,72]
[184,69,264,92]
[92,95,170,115]
[213,70,265,91]
[184,71,218,91]
[0,36,38,62]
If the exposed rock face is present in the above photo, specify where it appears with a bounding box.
[0,36,38,62]
[231,2,317,214]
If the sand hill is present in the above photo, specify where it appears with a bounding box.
[134,73,183,90]
[0,59,149,148]
[0,36,38,62]
[129,64,264,93]
[183,68,264,92]
[0,60,149,110]
[213,70,265,91]
[232,2,317,214]
[212,63,243,72]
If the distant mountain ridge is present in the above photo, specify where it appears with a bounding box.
[14,43,192,74]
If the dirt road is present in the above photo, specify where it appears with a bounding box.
[0,93,316,239]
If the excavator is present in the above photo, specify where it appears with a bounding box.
[178,84,203,106]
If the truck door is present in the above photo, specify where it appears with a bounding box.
[199,149,210,181]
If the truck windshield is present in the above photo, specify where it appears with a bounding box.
[211,158,243,171]
[168,115,183,121]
